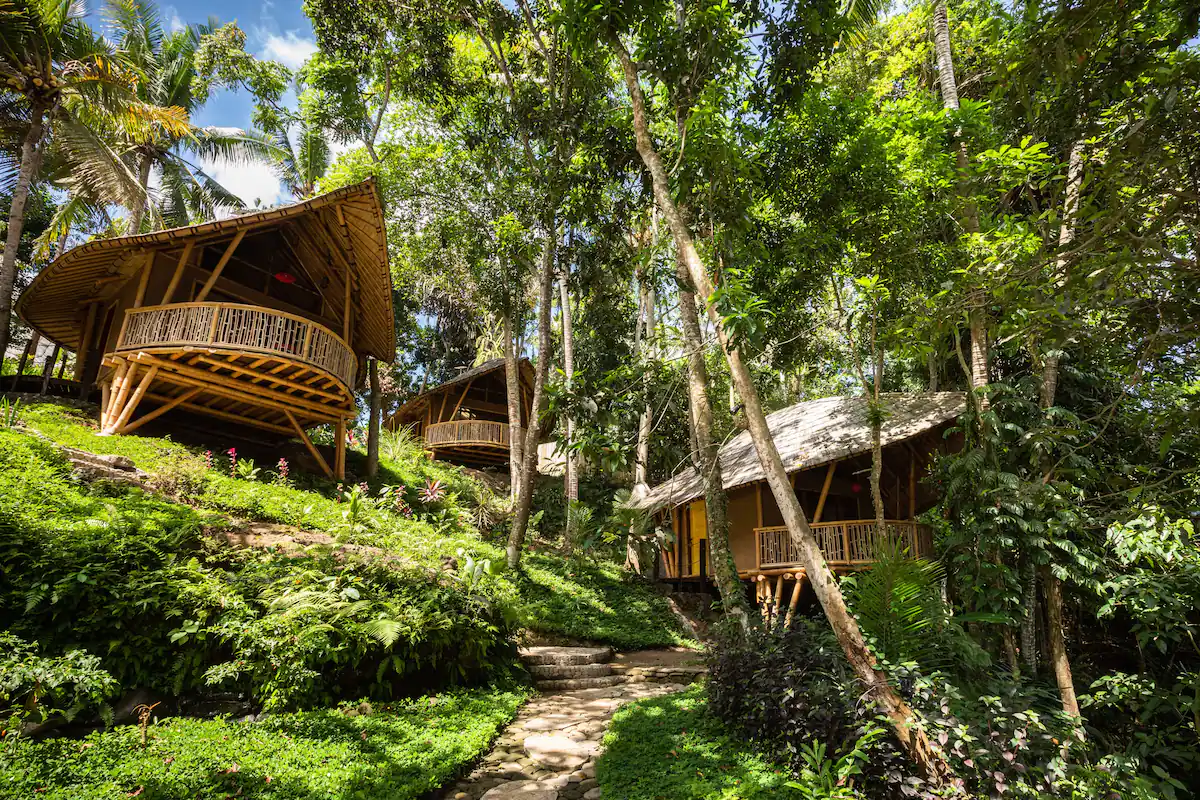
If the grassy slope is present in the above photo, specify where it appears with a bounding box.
[596,685,798,800]
[1,689,527,800]
[13,400,690,650]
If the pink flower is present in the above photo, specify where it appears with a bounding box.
[227,448,237,477]
[204,450,213,470]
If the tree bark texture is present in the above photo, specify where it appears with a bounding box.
[558,267,579,549]
[366,358,382,477]
[1041,563,1081,717]
[633,276,656,491]
[1,104,47,367]
[503,312,526,499]
[507,221,558,569]
[612,35,953,783]
[1040,142,1083,410]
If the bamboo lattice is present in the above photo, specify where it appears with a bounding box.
[756,520,934,569]
[425,420,509,448]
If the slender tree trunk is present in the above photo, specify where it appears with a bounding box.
[1038,141,1085,718]
[503,312,525,499]
[1019,557,1038,674]
[0,104,48,367]
[366,358,382,477]
[927,348,939,392]
[870,317,885,539]
[633,276,656,492]
[127,153,153,234]
[507,219,558,569]
[613,36,952,782]
[559,266,579,550]
[675,249,749,625]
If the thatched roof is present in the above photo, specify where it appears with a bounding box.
[388,358,534,422]
[631,392,966,512]
[17,180,395,362]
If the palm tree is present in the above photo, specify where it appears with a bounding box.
[0,0,188,364]
[272,112,332,199]
[103,0,282,230]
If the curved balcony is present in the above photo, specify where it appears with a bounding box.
[116,303,356,390]
[755,520,933,572]
[426,419,510,449]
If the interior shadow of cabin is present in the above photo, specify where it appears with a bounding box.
[632,393,966,616]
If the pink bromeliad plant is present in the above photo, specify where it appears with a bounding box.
[227,448,237,478]
[275,457,290,485]
[420,479,446,505]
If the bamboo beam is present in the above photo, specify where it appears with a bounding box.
[812,461,836,525]
[142,390,297,435]
[120,387,200,434]
[103,360,133,430]
[74,303,99,382]
[784,573,806,628]
[334,418,347,480]
[162,241,195,304]
[908,458,916,519]
[195,229,246,302]
[342,261,352,344]
[133,258,152,308]
[106,366,158,434]
[756,483,764,528]
[448,378,474,421]
[285,409,333,479]
[192,356,344,403]
[774,574,785,616]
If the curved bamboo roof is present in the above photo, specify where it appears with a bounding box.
[388,358,535,423]
[17,179,395,363]
[631,392,967,512]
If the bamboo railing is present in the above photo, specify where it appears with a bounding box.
[425,419,510,448]
[116,303,356,389]
[756,520,934,570]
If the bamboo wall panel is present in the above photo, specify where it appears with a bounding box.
[755,520,933,570]
[425,419,509,448]
[118,303,355,388]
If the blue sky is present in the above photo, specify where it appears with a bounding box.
[94,0,320,209]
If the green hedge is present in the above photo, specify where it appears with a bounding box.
[0,689,528,800]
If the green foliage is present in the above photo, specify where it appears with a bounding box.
[0,633,118,735]
[0,396,20,428]
[596,685,801,800]
[0,688,528,800]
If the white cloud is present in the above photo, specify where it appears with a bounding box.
[260,31,317,70]
[198,156,287,216]
[162,5,184,33]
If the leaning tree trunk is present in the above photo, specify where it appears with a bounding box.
[366,358,382,477]
[507,218,558,569]
[503,312,526,500]
[559,266,579,550]
[0,104,48,368]
[674,249,749,625]
[612,35,953,783]
[1037,141,1085,718]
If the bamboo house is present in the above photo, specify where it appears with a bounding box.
[631,393,965,610]
[16,180,394,480]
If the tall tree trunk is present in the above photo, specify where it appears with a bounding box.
[366,358,382,477]
[633,276,656,492]
[127,153,153,234]
[0,104,48,368]
[507,219,558,569]
[1038,141,1084,718]
[613,36,952,783]
[675,249,749,625]
[870,317,886,538]
[933,1,989,407]
[503,312,525,499]
[1019,557,1038,674]
[559,266,579,550]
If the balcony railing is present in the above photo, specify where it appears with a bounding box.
[425,419,510,448]
[756,520,933,570]
[116,303,356,389]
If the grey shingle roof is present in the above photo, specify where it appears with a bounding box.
[631,392,966,512]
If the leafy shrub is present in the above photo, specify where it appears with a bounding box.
[0,633,117,736]
[0,687,529,799]
[596,684,800,799]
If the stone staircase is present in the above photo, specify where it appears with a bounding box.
[520,646,624,691]
[519,646,708,692]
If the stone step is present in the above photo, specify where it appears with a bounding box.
[519,646,613,667]
[528,662,613,680]
[533,674,626,692]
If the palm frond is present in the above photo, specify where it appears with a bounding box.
[53,119,144,210]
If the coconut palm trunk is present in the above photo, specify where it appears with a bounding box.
[0,103,49,366]
[612,35,953,782]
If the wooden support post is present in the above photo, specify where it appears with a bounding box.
[908,456,917,519]
[120,387,199,434]
[813,461,836,524]
[774,574,785,616]
[756,483,764,528]
[102,359,130,429]
[196,230,245,302]
[437,388,450,423]
[75,303,99,383]
[448,378,474,421]
[163,241,195,304]
[285,409,333,479]
[784,573,807,628]
[106,366,158,434]
[10,334,38,389]
[342,266,353,345]
[335,417,347,480]
[40,345,59,395]
[133,258,152,308]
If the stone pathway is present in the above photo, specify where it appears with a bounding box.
[440,646,700,800]
[442,681,686,800]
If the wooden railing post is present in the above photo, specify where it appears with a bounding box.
[841,522,851,564]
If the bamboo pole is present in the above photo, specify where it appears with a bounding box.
[102,359,130,429]
[908,456,917,519]
[335,418,347,480]
[106,366,158,434]
[103,362,139,434]
[162,241,195,304]
[120,387,199,434]
[132,258,152,308]
[74,303,99,384]
[285,409,333,479]
[813,461,836,524]
[195,230,246,302]
[785,573,806,628]
[448,378,474,421]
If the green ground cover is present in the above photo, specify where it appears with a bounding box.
[0,688,527,800]
[596,685,799,800]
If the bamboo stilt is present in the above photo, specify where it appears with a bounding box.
[285,410,333,479]
[106,366,158,434]
[196,230,246,302]
[785,573,807,628]
[102,360,130,430]
[119,387,200,434]
[162,241,195,304]
[334,418,347,480]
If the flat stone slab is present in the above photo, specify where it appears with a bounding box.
[519,646,612,666]
[524,733,598,769]
[480,781,558,800]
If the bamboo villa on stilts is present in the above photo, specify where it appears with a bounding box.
[16,180,394,480]
[630,393,966,616]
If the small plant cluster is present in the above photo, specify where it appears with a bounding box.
[0,632,118,741]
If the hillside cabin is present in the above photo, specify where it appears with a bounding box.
[386,358,534,468]
[16,180,394,480]
[631,393,965,608]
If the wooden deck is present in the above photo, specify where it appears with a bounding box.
[98,302,357,479]
[752,519,934,574]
